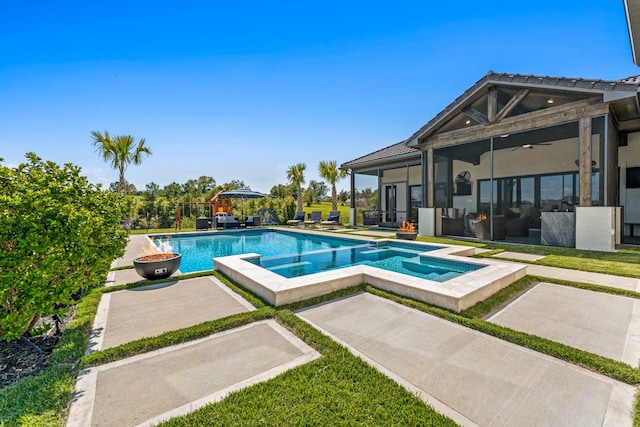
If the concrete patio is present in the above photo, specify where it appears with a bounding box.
[65,233,639,426]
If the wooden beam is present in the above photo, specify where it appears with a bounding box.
[495,89,530,122]
[426,148,434,207]
[415,98,608,150]
[617,118,640,132]
[487,87,497,122]
[462,108,489,124]
[579,117,592,207]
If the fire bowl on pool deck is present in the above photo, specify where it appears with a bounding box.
[133,253,182,280]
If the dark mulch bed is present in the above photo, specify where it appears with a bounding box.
[0,335,60,388]
[0,310,74,389]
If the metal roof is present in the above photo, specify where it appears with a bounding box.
[340,141,419,170]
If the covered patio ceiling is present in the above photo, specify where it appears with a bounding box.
[434,122,579,165]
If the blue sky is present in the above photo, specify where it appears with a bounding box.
[1,1,638,194]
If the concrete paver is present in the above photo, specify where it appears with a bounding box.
[112,234,155,268]
[297,292,636,427]
[105,268,148,287]
[493,251,546,262]
[524,263,640,292]
[67,320,320,427]
[89,276,255,351]
[487,282,640,366]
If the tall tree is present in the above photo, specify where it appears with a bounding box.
[91,131,152,230]
[287,163,306,213]
[319,160,348,210]
[91,131,152,195]
[307,180,328,202]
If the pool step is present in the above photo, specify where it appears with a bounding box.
[360,249,390,255]
[402,258,450,276]
[265,261,312,272]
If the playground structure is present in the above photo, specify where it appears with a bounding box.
[175,190,234,230]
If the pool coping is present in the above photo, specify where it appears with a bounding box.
[214,239,527,312]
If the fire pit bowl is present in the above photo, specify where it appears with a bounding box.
[133,253,182,280]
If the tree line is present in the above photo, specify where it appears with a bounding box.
[89,131,361,229]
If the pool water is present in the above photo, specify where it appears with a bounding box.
[155,230,364,273]
[154,229,483,282]
[254,242,482,282]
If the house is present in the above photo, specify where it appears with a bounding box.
[342,71,640,250]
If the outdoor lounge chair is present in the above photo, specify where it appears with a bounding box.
[303,211,322,228]
[245,216,260,227]
[215,213,240,229]
[287,212,306,227]
[320,210,340,229]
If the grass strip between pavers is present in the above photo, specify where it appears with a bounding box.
[366,285,640,386]
[473,245,640,278]
[81,308,275,368]
[156,310,458,427]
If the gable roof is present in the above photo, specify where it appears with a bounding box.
[340,141,419,170]
[405,71,640,147]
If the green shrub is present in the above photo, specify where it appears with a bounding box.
[0,153,129,341]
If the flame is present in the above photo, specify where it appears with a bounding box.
[140,236,174,257]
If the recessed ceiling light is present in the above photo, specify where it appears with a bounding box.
[465,119,471,125]
[547,99,554,104]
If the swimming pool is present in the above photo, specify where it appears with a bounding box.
[154,229,365,273]
[153,229,481,282]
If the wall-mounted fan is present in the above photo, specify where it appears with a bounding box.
[455,171,472,195]
[456,170,471,184]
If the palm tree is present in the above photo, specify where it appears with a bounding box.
[286,163,306,213]
[91,130,152,230]
[319,160,348,211]
[90,131,152,195]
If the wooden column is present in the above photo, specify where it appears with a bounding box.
[487,87,498,123]
[349,169,356,226]
[349,169,355,210]
[607,115,618,206]
[426,148,434,207]
[579,117,592,207]
[421,150,428,209]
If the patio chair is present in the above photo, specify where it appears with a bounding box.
[474,215,506,240]
[320,210,340,229]
[287,212,305,227]
[303,211,322,228]
[245,216,261,227]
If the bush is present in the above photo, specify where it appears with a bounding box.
[0,153,129,341]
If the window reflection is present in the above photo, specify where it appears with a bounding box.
[479,173,578,227]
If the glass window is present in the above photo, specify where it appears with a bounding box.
[479,180,497,215]
[540,175,563,212]
[409,185,421,222]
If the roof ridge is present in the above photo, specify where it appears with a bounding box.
[341,141,418,168]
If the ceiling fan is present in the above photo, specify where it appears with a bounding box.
[512,143,552,151]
